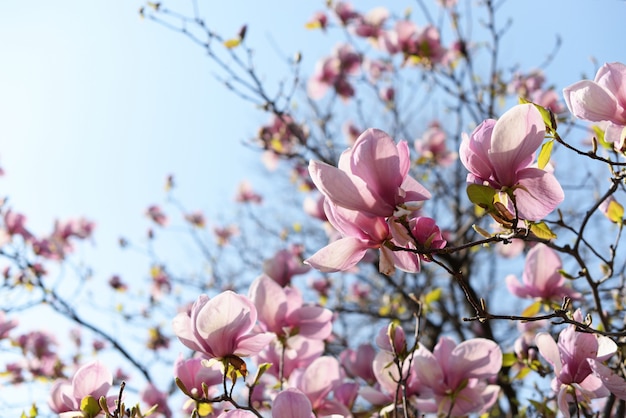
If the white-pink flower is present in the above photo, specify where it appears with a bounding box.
[563,62,626,148]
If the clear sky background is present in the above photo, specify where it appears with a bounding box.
[0,0,624,278]
[0,0,625,413]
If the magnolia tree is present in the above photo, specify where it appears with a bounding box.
[2,0,626,417]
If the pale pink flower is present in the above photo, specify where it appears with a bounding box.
[563,62,626,148]
[216,411,257,418]
[48,361,113,414]
[248,274,332,340]
[174,354,223,398]
[332,2,360,25]
[262,247,311,287]
[412,337,502,416]
[460,103,564,221]
[352,7,389,39]
[255,336,324,380]
[309,128,430,218]
[184,210,206,228]
[272,388,313,418]
[305,202,419,274]
[536,310,626,417]
[308,44,361,101]
[146,205,168,226]
[340,344,376,384]
[0,311,18,339]
[289,356,351,417]
[141,383,172,418]
[172,291,275,359]
[414,121,457,167]
[235,180,263,204]
[506,243,581,302]
[381,21,446,65]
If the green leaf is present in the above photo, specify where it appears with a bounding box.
[537,140,554,170]
[606,199,624,223]
[423,287,442,306]
[80,395,101,417]
[466,184,497,209]
[502,352,517,367]
[529,221,557,240]
[251,362,272,386]
[521,300,542,317]
[592,124,611,149]
[472,224,492,238]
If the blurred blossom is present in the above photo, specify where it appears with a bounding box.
[146,205,168,226]
[0,311,18,340]
[351,7,389,39]
[263,246,310,286]
[332,2,360,25]
[342,120,362,145]
[184,210,206,228]
[305,11,328,30]
[414,121,457,167]
[213,224,240,246]
[141,382,172,418]
[235,180,263,204]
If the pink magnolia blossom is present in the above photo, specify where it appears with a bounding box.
[216,411,257,418]
[272,388,314,418]
[0,311,18,339]
[460,103,564,221]
[332,2,359,25]
[506,243,581,302]
[414,121,457,167]
[146,205,168,226]
[536,310,626,417]
[352,7,388,39]
[262,247,311,287]
[248,274,332,340]
[255,336,324,380]
[307,44,361,101]
[305,202,419,274]
[184,210,206,228]
[174,354,223,398]
[3,210,34,242]
[309,128,431,218]
[141,383,172,418]
[340,343,376,384]
[235,180,263,204]
[305,11,328,31]
[172,291,275,360]
[289,356,351,417]
[48,361,113,414]
[412,337,502,416]
[381,21,446,65]
[563,62,626,148]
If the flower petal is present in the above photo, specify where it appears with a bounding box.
[489,104,545,186]
[305,237,370,272]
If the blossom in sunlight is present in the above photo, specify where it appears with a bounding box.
[506,243,581,302]
[141,383,172,418]
[563,62,626,149]
[272,388,313,418]
[307,44,361,101]
[254,336,324,380]
[460,103,564,221]
[174,354,223,398]
[381,21,446,65]
[184,210,206,228]
[0,311,18,340]
[309,128,431,218]
[305,202,419,275]
[289,356,351,417]
[172,291,275,360]
[248,274,333,341]
[412,337,502,416]
[351,6,389,39]
[415,121,457,167]
[536,310,626,417]
[48,361,113,414]
[146,205,168,226]
[262,246,311,287]
[235,180,263,204]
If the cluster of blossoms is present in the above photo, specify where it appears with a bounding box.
[306,128,446,275]
[0,209,95,261]
[306,2,460,102]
